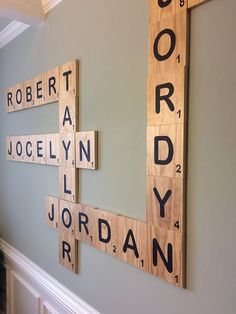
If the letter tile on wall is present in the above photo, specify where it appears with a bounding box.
[34,75,45,106]
[14,83,25,111]
[23,79,35,109]
[92,209,118,257]
[59,60,79,97]
[46,133,60,166]
[74,204,97,246]
[59,96,79,133]
[6,137,13,160]
[43,67,60,104]
[45,195,59,230]
[149,11,188,74]
[148,68,187,126]
[21,136,33,163]
[59,167,78,203]
[147,124,185,178]
[6,87,15,112]
[59,133,75,167]
[147,176,184,232]
[75,131,98,169]
[59,232,78,273]
[33,135,47,164]
[59,199,76,236]
[13,136,24,162]
[148,224,184,288]
[117,216,149,271]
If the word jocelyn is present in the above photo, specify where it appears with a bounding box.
[6,131,97,169]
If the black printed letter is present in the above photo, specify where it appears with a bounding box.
[48,203,54,221]
[154,136,173,165]
[48,76,56,96]
[7,92,13,107]
[16,89,22,105]
[79,140,90,162]
[63,174,72,195]
[123,229,139,258]
[153,187,172,218]
[98,219,111,243]
[62,207,72,229]
[63,70,72,91]
[154,29,176,61]
[153,239,173,273]
[158,0,172,8]
[79,213,89,234]
[63,106,72,126]
[62,241,71,262]
[26,86,32,102]
[156,83,175,114]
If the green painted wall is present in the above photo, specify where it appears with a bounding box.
[0,0,236,313]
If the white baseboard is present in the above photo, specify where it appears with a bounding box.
[0,239,99,314]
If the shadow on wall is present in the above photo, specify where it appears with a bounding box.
[0,250,6,314]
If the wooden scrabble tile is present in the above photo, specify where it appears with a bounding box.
[117,216,149,271]
[147,124,185,178]
[59,167,78,203]
[188,0,211,9]
[23,78,35,109]
[13,136,24,162]
[59,96,79,133]
[45,195,59,230]
[149,11,188,74]
[43,67,60,104]
[92,209,118,257]
[59,199,76,236]
[6,137,13,160]
[6,87,14,112]
[147,225,184,288]
[75,131,98,170]
[60,133,75,167]
[46,133,60,166]
[32,134,46,164]
[59,232,78,273]
[147,68,187,126]
[23,135,35,163]
[19,136,27,163]
[10,137,16,161]
[13,83,25,111]
[147,176,184,232]
[149,0,187,21]
[74,204,97,246]
[59,60,79,97]
[34,75,45,106]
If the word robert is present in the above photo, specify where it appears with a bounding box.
[6,131,97,169]
[6,60,79,112]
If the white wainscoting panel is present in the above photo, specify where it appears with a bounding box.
[10,271,41,314]
[0,239,99,314]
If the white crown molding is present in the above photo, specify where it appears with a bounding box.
[0,20,29,49]
[42,0,63,13]
[0,1,63,49]
[0,239,100,314]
